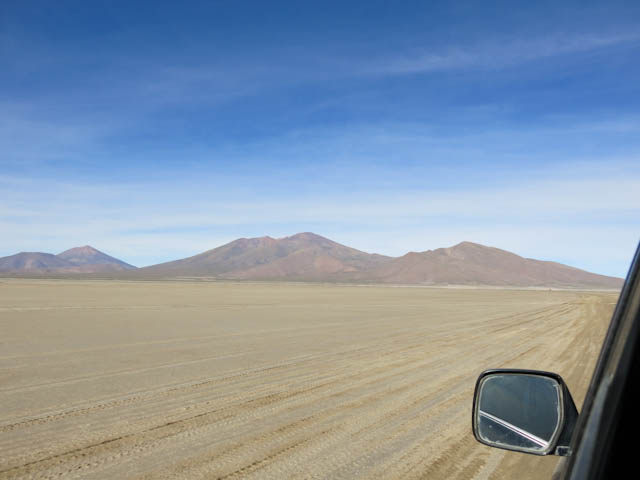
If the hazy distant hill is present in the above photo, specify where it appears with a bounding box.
[0,246,136,274]
[137,233,623,289]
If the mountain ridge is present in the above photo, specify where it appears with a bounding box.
[135,233,622,289]
[0,246,137,273]
[0,234,623,289]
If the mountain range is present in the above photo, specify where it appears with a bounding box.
[0,233,624,289]
[0,246,136,274]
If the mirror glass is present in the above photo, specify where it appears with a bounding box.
[475,373,561,453]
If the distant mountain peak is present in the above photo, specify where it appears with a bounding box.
[58,245,99,255]
[56,246,134,267]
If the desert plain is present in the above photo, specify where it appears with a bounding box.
[0,279,617,479]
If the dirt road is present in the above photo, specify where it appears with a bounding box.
[0,280,616,479]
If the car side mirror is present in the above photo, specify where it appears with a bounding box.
[472,369,578,456]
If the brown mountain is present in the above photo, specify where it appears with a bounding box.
[57,246,136,271]
[0,246,136,274]
[140,232,390,280]
[137,234,623,289]
[366,241,623,289]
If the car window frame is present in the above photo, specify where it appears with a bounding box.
[561,241,640,479]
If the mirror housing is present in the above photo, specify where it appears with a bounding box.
[472,369,578,456]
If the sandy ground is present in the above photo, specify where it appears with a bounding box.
[0,279,616,480]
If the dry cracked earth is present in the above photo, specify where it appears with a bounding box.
[0,280,616,479]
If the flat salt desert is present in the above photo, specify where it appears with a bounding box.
[0,279,616,480]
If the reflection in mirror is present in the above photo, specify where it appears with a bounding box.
[476,374,561,453]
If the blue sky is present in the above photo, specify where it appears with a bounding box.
[1,1,639,276]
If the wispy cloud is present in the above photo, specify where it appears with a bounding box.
[363,32,640,75]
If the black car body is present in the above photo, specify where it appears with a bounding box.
[472,241,639,479]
